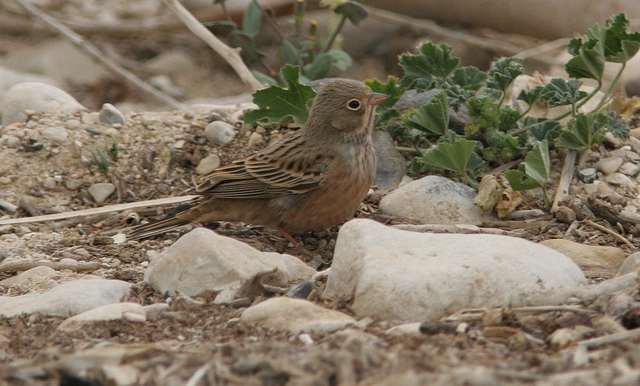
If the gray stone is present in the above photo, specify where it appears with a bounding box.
[57,302,146,332]
[144,228,316,303]
[324,219,586,322]
[239,297,356,334]
[379,176,490,225]
[195,154,221,175]
[43,177,57,190]
[40,126,69,142]
[285,281,315,299]
[65,179,83,190]
[619,162,640,177]
[88,183,116,203]
[372,129,406,188]
[1,82,86,125]
[578,168,597,183]
[204,121,236,145]
[0,279,132,317]
[99,103,125,125]
[594,157,624,175]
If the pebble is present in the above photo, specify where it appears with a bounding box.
[0,177,12,185]
[285,281,315,299]
[540,239,626,271]
[324,219,585,322]
[0,82,86,125]
[577,168,597,183]
[195,154,221,175]
[144,228,315,303]
[65,179,83,190]
[43,177,57,190]
[82,112,100,125]
[5,136,21,148]
[604,172,634,188]
[239,297,356,334]
[372,129,407,188]
[57,302,146,332]
[619,162,640,177]
[204,121,236,145]
[617,252,640,276]
[379,176,491,225]
[99,103,126,125]
[63,119,82,130]
[594,157,623,175]
[247,132,263,148]
[88,183,116,203]
[40,126,69,142]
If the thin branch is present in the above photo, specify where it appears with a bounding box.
[584,219,634,249]
[13,0,188,111]
[514,38,570,60]
[577,328,640,349]
[162,0,262,91]
[0,196,197,226]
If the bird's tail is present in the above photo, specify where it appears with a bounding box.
[128,204,194,240]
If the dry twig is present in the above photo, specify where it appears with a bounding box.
[13,0,188,111]
[550,149,578,212]
[584,219,634,249]
[0,260,101,273]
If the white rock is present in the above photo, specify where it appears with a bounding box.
[0,82,86,125]
[195,154,221,175]
[5,136,21,148]
[40,126,69,142]
[88,183,116,203]
[379,176,490,225]
[324,219,586,322]
[594,156,624,175]
[540,239,626,271]
[58,302,146,331]
[619,162,640,177]
[205,121,236,145]
[0,65,60,100]
[385,322,422,337]
[99,103,126,125]
[604,172,634,188]
[0,279,132,317]
[43,177,57,190]
[248,132,264,147]
[0,266,58,288]
[617,252,640,276]
[144,228,316,303]
[239,297,356,334]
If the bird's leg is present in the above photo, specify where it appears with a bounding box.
[276,226,309,255]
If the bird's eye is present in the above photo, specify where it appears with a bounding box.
[347,99,361,110]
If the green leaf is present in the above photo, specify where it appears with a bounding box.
[244,65,317,127]
[402,91,449,135]
[517,86,554,106]
[399,42,460,91]
[281,40,299,65]
[543,78,588,107]
[252,70,278,87]
[565,41,605,80]
[419,136,478,176]
[504,140,550,191]
[608,116,629,140]
[304,53,332,80]
[323,49,353,71]
[202,20,238,35]
[365,76,405,113]
[603,14,640,62]
[486,57,524,92]
[334,1,368,25]
[524,117,562,141]
[242,0,262,38]
[447,66,488,91]
[228,31,266,58]
[555,112,613,151]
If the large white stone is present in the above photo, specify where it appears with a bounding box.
[324,219,586,322]
[144,228,316,303]
[379,176,489,225]
[1,82,86,125]
[239,297,356,334]
[58,302,146,331]
[0,279,132,317]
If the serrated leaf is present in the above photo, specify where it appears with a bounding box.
[402,91,449,135]
[447,66,488,91]
[419,137,478,176]
[524,117,562,141]
[365,76,405,113]
[399,42,460,91]
[244,65,317,127]
[334,0,368,25]
[516,85,554,106]
[565,41,605,80]
[608,116,629,140]
[543,78,588,107]
[486,57,524,92]
[242,0,262,38]
[504,140,550,191]
[555,112,613,151]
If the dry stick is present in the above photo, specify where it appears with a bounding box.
[13,0,188,112]
[514,38,571,60]
[162,0,262,92]
[584,219,634,249]
[367,7,563,67]
[550,149,578,213]
[577,328,640,350]
[0,196,197,226]
[0,260,101,273]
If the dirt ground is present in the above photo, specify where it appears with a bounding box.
[2,6,640,385]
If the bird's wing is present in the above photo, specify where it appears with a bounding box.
[195,132,332,199]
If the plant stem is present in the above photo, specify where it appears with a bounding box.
[219,1,232,22]
[396,146,422,155]
[463,171,479,190]
[322,14,347,53]
[595,63,626,111]
[256,1,286,42]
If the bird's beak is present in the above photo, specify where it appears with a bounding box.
[369,92,389,106]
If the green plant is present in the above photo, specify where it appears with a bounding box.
[207,0,367,85]
[89,134,119,173]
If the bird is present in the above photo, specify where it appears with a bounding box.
[128,79,389,245]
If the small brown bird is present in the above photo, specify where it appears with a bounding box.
[129,79,388,243]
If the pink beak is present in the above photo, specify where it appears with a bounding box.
[369,92,389,106]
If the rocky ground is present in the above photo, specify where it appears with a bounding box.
[3,2,640,385]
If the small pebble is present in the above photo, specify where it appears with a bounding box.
[594,157,623,175]
[81,112,100,125]
[204,121,236,145]
[5,136,21,148]
[99,103,125,125]
[0,177,12,185]
[554,206,576,224]
[248,132,263,148]
[65,179,83,190]
[577,168,597,183]
[64,119,82,130]
[88,183,116,203]
[40,126,69,142]
[619,162,640,177]
[285,281,315,299]
[196,155,221,175]
[43,177,57,190]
